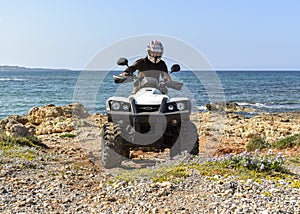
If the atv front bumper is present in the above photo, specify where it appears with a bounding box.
[107,110,191,125]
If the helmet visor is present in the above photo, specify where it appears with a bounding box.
[147,50,162,58]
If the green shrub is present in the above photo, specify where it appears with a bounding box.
[0,132,47,149]
[272,134,300,149]
[60,133,77,138]
[152,166,189,182]
[2,146,38,161]
[246,134,270,151]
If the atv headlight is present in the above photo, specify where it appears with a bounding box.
[167,104,174,111]
[111,101,121,110]
[177,102,186,111]
[122,104,129,111]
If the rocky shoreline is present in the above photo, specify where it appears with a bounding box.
[0,103,300,213]
[1,103,299,153]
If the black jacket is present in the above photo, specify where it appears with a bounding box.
[124,57,170,81]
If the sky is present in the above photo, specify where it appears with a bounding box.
[0,0,300,70]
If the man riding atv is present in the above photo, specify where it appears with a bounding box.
[121,40,172,94]
[100,40,199,168]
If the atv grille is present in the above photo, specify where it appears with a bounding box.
[136,105,160,113]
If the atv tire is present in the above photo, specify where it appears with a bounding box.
[170,121,199,158]
[101,122,129,169]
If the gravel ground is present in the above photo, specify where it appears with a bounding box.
[1,116,300,214]
[1,136,299,214]
[1,165,299,213]
[97,170,300,214]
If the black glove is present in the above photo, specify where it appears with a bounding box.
[127,68,134,76]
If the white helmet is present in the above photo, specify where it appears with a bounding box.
[146,40,164,63]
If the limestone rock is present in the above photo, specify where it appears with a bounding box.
[0,115,28,130]
[35,118,75,135]
[196,111,300,156]
[7,123,30,137]
[206,102,257,113]
[1,103,90,136]
[27,103,89,125]
[0,115,31,137]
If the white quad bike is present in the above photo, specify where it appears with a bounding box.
[100,58,199,168]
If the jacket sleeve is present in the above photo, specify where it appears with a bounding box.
[124,59,142,75]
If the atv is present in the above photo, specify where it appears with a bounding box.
[100,58,199,168]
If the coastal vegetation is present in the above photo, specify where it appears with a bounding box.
[0,132,49,172]
[59,133,77,139]
[0,132,46,149]
[247,133,300,151]
[113,151,300,188]
[272,134,300,149]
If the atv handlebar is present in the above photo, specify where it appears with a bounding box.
[163,81,183,90]
[113,75,183,91]
[113,74,136,83]
[115,57,183,90]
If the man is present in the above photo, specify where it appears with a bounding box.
[122,40,171,94]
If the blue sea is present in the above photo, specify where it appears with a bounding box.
[0,69,299,119]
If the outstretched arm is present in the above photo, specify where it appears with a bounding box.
[122,59,143,76]
[123,65,137,76]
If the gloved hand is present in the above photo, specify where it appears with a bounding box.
[121,72,129,76]
[121,69,134,76]
[127,67,135,76]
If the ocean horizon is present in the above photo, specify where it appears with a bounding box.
[0,69,299,119]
